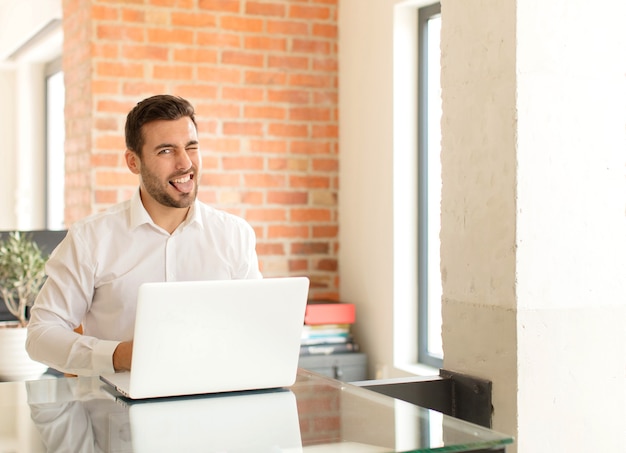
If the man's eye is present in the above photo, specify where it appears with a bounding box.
[158,148,172,155]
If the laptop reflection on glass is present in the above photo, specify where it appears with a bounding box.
[119,389,303,453]
[100,277,309,400]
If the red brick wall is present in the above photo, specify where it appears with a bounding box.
[62,0,339,299]
[294,381,342,445]
[63,0,94,224]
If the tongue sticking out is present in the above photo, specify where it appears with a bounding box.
[170,176,194,194]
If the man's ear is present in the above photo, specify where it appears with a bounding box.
[125,149,141,175]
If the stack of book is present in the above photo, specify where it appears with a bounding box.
[300,300,359,356]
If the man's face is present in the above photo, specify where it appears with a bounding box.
[132,117,201,210]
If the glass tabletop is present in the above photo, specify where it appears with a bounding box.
[0,369,513,452]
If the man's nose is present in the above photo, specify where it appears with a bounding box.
[176,149,192,170]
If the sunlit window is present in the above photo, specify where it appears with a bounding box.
[45,59,65,230]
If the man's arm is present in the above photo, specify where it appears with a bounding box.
[26,230,120,376]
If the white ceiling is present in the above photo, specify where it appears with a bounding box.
[0,0,62,63]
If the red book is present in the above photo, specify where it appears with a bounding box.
[304,302,355,325]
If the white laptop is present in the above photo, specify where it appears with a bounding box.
[100,277,309,399]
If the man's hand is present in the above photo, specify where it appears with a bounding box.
[113,341,133,372]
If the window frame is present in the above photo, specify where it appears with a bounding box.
[44,56,65,230]
[417,2,443,369]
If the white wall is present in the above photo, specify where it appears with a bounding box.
[0,68,17,229]
[514,1,626,450]
[0,0,62,230]
[338,0,394,379]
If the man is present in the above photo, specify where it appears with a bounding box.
[26,95,262,376]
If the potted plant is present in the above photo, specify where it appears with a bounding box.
[0,231,49,381]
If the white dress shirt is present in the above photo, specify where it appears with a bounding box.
[26,189,262,376]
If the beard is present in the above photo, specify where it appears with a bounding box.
[140,165,199,209]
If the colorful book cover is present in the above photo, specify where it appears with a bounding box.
[301,324,352,345]
[304,302,356,325]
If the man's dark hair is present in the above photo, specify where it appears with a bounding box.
[125,94,197,155]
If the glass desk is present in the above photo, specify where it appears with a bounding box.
[0,369,513,452]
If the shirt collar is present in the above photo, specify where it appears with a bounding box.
[184,200,203,229]
[129,188,203,231]
[129,188,152,229]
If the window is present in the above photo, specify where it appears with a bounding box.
[417,3,442,368]
[45,58,65,230]
[3,18,63,230]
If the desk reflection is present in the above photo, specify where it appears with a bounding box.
[26,378,302,453]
